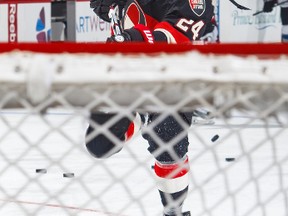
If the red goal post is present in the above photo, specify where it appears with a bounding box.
[0,42,288,216]
[1,42,288,54]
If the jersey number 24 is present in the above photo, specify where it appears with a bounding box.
[176,19,205,41]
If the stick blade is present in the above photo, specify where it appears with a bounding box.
[239,5,251,10]
[229,0,251,10]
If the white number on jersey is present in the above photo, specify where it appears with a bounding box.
[176,18,205,40]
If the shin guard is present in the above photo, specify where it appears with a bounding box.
[154,157,190,215]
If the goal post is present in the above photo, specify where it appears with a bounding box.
[0,43,288,216]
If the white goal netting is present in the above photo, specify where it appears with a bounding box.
[0,48,288,216]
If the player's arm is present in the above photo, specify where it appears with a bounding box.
[107,22,192,44]
[108,17,208,44]
[153,21,192,43]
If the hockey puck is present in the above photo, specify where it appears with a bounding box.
[36,169,47,174]
[63,173,74,178]
[225,158,235,162]
[211,134,219,142]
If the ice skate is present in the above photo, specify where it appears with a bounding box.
[164,211,191,216]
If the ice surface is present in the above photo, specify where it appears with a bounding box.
[0,109,287,216]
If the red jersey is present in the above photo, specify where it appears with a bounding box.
[122,0,214,43]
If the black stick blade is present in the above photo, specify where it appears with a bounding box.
[229,0,251,10]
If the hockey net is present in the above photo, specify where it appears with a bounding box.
[0,43,288,216]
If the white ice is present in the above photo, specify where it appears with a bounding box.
[0,109,287,216]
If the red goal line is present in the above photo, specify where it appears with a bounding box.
[0,42,288,56]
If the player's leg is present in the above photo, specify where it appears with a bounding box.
[280,2,288,42]
[155,157,191,216]
[142,112,193,216]
[85,112,141,158]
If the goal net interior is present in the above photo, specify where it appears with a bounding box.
[0,43,288,216]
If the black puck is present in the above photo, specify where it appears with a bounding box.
[36,169,47,174]
[225,158,235,162]
[211,134,219,142]
[63,173,74,178]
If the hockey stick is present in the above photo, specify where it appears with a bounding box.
[108,4,123,36]
[108,4,128,42]
[253,0,288,16]
[229,0,251,10]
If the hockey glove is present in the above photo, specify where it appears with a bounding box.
[106,31,131,42]
[263,0,277,12]
[200,24,218,42]
[107,25,155,43]
[90,0,126,22]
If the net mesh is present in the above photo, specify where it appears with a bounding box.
[0,44,288,216]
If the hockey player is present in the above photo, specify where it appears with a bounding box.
[90,0,216,43]
[86,1,215,215]
[263,0,288,42]
[86,112,194,216]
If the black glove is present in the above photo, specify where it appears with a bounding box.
[263,0,277,12]
[106,31,131,42]
[90,0,127,22]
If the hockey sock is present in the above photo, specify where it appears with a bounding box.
[154,156,190,215]
[124,112,142,141]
